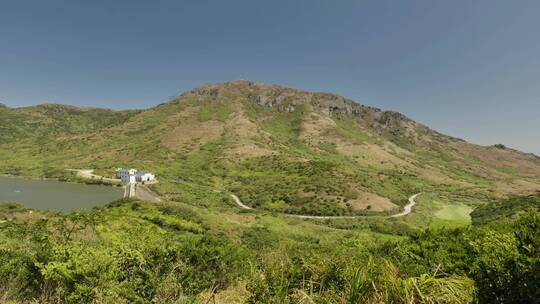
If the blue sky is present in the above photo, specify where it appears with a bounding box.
[1,0,539,154]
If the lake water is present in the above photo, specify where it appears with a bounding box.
[0,176,124,211]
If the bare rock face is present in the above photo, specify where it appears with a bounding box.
[185,80,363,116]
[311,93,353,115]
[186,86,220,100]
[249,84,311,110]
[181,80,429,138]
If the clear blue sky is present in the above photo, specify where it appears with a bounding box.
[1,0,539,155]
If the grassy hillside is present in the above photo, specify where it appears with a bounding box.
[0,103,137,142]
[1,81,540,215]
[471,192,540,226]
[0,104,138,176]
[1,81,539,303]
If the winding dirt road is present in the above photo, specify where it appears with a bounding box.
[390,193,422,218]
[229,193,423,219]
[68,169,122,183]
[230,194,253,210]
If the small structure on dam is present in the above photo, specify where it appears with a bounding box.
[116,168,156,184]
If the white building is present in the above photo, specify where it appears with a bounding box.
[116,168,137,183]
[136,171,155,182]
[116,168,155,183]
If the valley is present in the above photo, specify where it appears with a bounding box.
[230,192,422,219]
[0,81,538,303]
[1,81,539,216]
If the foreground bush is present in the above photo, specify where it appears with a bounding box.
[0,201,537,303]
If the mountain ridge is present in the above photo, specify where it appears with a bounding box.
[181,80,537,157]
[6,80,531,154]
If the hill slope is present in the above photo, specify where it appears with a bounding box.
[2,81,540,215]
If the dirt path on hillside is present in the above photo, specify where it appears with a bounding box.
[67,169,122,183]
[390,193,421,218]
[230,194,253,210]
[229,193,423,219]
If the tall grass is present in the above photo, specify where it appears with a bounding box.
[249,255,475,304]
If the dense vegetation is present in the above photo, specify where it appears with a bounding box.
[1,81,540,303]
[0,195,538,303]
[471,192,540,225]
[0,104,137,144]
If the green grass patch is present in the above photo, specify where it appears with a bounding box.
[402,192,476,229]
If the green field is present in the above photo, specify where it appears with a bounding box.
[399,192,479,229]
[434,203,473,223]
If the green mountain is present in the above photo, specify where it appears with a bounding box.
[1,81,539,215]
[1,81,539,303]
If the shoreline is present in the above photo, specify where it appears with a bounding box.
[0,174,126,212]
[0,173,125,188]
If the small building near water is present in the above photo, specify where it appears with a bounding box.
[136,171,155,182]
[116,168,137,183]
[116,168,155,183]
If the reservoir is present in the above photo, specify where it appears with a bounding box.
[0,176,124,211]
